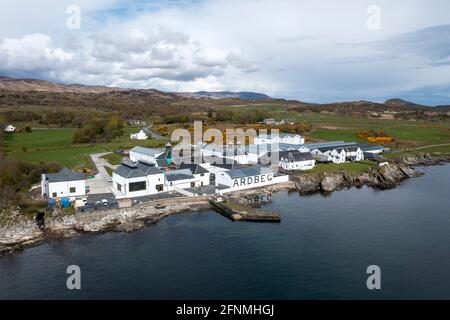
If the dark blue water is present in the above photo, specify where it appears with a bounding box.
[1,165,450,299]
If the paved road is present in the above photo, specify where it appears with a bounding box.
[144,127,169,141]
[390,143,450,154]
[87,153,119,195]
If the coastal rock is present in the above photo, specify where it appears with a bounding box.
[320,173,346,192]
[293,174,321,193]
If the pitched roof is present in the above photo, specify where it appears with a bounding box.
[113,161,162,178]
[46,168,85,183]
[130,146,164,157]
[279,150,313,162]
[164,169,195,181]
[226,165,273,179]
[178,163,209,174]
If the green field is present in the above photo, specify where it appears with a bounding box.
[307,160,378,175]
[220,104,450,152]
[4,128,166,170]
[4,111,450,173]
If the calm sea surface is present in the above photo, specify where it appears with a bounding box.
[1,164,450,299]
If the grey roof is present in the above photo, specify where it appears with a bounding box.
[178,163,209,174]
[130,146,164,157]
[211,162,247,170]
[358,144,385,152]
[279,150,313,162]
[114,161,162,178]
[46,168,85,183]
[304,141,357,150]
[226,165,273,179]
[165,169,195,181]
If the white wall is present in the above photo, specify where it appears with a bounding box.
[280,159,315,171]
[44,180,86,198]
[129,151,156,164]
[216,172,275,192]
[112,172,165,198]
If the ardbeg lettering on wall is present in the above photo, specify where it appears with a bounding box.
[232,174,273,188]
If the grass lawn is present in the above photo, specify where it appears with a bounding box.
[4,128,166,170]
[101,153,124,165]
[104,166,113,177]
[306,160,378,175]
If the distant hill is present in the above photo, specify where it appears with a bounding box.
[384,98,428,109]
[181,91,273,100]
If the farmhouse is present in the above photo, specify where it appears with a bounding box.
[4,124,16,132]
[342,146,364,161]
[278,150,315,171]
[130,129,148,140]
[41,168,86,198]
[311,147,347,164]
[215,165,289,193]
[113,160,165,198]
[254,133,305,145]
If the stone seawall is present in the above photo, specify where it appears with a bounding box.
[1,153,449,257]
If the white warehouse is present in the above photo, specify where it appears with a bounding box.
[215,165,289,194]
[41,168,86,198]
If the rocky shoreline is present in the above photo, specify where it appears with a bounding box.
[1,153,449,257]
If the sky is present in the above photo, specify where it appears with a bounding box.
[0,0,449,105]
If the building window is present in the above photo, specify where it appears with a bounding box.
[117,184,122,192]
[191,182,195,188]
[70,187,76,193]
[129,181,146,192]
[156,184,164,192]
[52,192,57,198]
[200,173,204,177]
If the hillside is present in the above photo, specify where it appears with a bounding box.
[183,91,272,100]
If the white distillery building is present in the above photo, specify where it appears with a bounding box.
[311,147,347,164]
[165,169,205,191]
[112,160,165,198]
[178,163,211,187]
[215,165,289,194]
[4,124,16,132]
[254,133,305,145]
[278,150,316,171]
[130,129,148,140]
[129,146,164,164]
[41,168,86,198]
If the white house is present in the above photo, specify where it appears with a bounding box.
[4,124,16,133]
[311,147,347,164]
[41,168,86,198]
[130,129,148,140]
[112,160,165,198]
[129,146,164,164]
[254,133,305,145]
[215,165,289,193]
[278,150,315,171]
[178,163,210,187]
[343,146,364,162]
